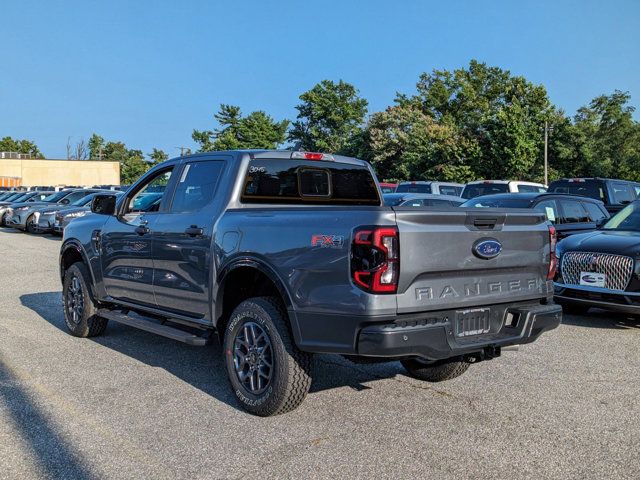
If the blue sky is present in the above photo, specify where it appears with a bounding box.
[1,0,639,158]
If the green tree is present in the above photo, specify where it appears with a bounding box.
[0,136,44,158]
[362,103,477,182]
[401,60,555,180]
[88,133,105,159]
[100,141,151,184]
[555,91,640,180]
[193,104,288,151]
[288,80,368,153]
[149,148,169,165]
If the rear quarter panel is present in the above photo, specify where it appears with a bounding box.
[215,207,398,316]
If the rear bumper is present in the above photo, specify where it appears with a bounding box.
[555,283,640,314]
[291,301,562,361]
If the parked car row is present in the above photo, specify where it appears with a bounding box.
[384,182,640,320]
[0,188,157,236]
[382,177,640,209]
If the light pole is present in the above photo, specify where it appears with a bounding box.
[543,121,554,186]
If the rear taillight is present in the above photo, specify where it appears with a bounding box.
[351,226,399,293]
[547,225,558,280]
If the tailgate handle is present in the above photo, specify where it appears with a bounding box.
[473,217,498,230]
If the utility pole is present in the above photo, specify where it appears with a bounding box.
[176,146,191,156]
[544,120,548,186]
[543,121,553,186]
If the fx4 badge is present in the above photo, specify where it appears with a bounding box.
[311,234,344,248]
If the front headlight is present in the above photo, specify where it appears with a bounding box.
[42,210,57,215]
[15,206,29,211]
[65,211,88,219]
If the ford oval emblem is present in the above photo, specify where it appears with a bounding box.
[473,239,502,259]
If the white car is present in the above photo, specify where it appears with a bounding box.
[461,180,547,199]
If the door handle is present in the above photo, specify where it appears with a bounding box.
[135,225,150,235]
[184,225,204,237]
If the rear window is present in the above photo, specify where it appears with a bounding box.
[241,159,380,205]
[517,184,546,193]
[461,183,509,199]
[395,183,432,194]
[438,185,462,196]
[548,181,605,201]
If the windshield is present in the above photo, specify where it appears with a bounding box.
[603,202,640,231]
[549,181,605,201]
[382,194,408,206]
[395,183,431,194]
[72,193,97,207]
[461,197,532,208]
[43,191,70,203]
[3,193,24,201]
[12,193,34,202]
[462,183,509,199]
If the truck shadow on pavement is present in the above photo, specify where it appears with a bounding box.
[0,360,96,479]
[561,310,640,329]
[20,292,404,412]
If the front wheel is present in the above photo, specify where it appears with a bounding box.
[223,297,312,416]
[25,214,37,233]
[62,263,108,337]
[401,357,470,382]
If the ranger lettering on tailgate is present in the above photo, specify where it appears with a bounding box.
[416,278,541,301]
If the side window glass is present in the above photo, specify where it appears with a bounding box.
[611,183,635,204]
[127,169,173,214]
[560,200,589,223]
[534,200,559,224]
[582,202,607,223]
[170,161,224,213]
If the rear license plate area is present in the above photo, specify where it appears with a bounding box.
[455,308,490,337]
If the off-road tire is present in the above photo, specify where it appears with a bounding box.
[62,263,108,337]
[401,357,470,382]
[25,214,38,233]
[223,297,312,416]
[560,302,590,315]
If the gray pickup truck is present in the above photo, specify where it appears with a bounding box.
[59,150,561,416]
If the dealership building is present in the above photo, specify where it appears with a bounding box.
[0,153,120,187]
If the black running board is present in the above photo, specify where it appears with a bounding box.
[98,309,208,346]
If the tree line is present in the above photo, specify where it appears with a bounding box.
[3,60,639,185]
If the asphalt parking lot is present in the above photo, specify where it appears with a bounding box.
[0,228,639,480]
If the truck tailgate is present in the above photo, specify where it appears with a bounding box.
[393,208,550,314]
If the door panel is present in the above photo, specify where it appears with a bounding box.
[100,213,157,306]
[99,167,175,307]
[152,159,226,318]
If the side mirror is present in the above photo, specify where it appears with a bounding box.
[595,218,607,229]
[91,194,117,215]
[60,198,70,205]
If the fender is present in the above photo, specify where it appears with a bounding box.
[59,239,103,300]
[214,255,302,345]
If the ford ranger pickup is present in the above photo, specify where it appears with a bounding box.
[59,150,562,416]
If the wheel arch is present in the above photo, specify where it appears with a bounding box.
[214,257,299,342]
[59,240,92,284]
